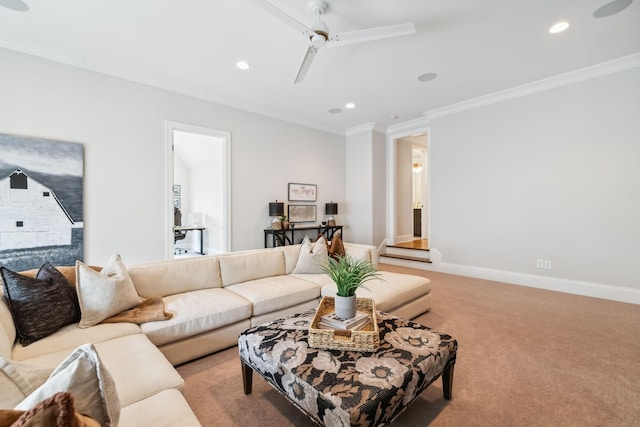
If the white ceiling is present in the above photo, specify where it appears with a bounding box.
[1,0,638,134]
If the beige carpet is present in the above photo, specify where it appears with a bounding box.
[176,265,640,426]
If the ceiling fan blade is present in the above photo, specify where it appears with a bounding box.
[0,0,29,11]
[248,0,315,38]
[294,45,319,84]
[328,22,415,47]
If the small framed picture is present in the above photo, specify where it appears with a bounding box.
[288,183,317,201]
[288,204,316,223]
[173,185,181,196]
[174,197,181,209]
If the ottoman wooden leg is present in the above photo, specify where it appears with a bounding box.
[442,363,455,400]
[241,360,253,395]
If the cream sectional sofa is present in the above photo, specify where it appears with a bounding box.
[0,241,431,425]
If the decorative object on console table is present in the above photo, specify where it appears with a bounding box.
[269,200,284,230]
[321,255,382,319]
[325,201,338,226]
[280,215,290,229]
[288,183,317,201]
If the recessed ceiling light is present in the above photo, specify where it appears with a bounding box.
[328,108,342,114]
[236,60,250,70]
[345,102,355,109]
[593,0,633,18]
[549,21,570,33]
[417,72,438,82]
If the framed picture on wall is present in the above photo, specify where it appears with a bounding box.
[174,197,181,209]
[288,205,316,223]
[288,183,316,201]
[173,185,181,196]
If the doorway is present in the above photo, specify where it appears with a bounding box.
[386,129,429,248]
[165,122,231,258]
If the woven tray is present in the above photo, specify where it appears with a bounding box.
[309,296,379,352]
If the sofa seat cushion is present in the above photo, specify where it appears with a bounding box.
[141,288,252,347]
[19,334,184,408]
[289,273,333,287]
[320,271,431,312]
[11,322,141,362]
[226,275,320,316]
[119,389,201,427]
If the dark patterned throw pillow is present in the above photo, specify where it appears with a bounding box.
[0,262,80,346]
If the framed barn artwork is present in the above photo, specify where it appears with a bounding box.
[0,133,84,271]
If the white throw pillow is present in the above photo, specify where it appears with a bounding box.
[0,354,53,408]
[76,253,142,328]
[293,236,329,274]
[15,343,120,427]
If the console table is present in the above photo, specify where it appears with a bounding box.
[264,225,343,248]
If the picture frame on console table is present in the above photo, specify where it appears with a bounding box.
[288,205,316,223]
[288,183,317,201]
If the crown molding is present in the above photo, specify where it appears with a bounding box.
[345,122,376,136]
[425,52,640,120]
[385,115,431,136]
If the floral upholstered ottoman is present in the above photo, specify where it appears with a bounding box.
[238,310,457,426]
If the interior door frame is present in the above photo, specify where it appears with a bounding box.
[165,121,231,258]
[386,124,431,246]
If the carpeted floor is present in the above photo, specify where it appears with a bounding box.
[176,265,640,426]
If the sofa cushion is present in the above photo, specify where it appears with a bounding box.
[128,256,222,298]
[321,271,431,312]
[0,264,80,346]
[292,236,328,274]
[0,354,52,408]
[344,243,378,267]
[16,343,120,427]
[76,254,142,328]
[119,389,202,427]
[18,334,184,409]
[281,245,302,274]
[226,275,320,316]
[218,249,285,286]
[11,322,141,362]
[141,288,252,347]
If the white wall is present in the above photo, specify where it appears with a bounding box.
[0,48,345,265]
[371,131,387,247]
[345,126,374,245]
[430,67,640,291]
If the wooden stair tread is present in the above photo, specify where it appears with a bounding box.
[386,245,430,252]
[380,253,432,263]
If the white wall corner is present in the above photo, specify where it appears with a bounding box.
[425,52,640,120]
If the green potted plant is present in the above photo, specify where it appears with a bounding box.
[321,255,381,319]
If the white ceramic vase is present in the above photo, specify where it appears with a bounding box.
[334,295,356,320]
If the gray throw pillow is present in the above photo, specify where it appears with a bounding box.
[0,262,80,346]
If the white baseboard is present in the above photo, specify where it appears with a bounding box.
[420,259,640,305]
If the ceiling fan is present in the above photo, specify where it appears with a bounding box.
[0,0,29,11]
[249,0,415,83]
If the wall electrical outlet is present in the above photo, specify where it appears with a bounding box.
[536,259,552,270]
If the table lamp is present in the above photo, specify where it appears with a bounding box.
[269,201,284,229]
[325,201,338,226]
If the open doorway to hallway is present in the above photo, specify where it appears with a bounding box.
[166,122,231,259]
[394,133,428,248]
